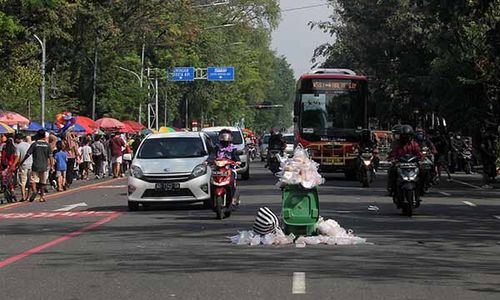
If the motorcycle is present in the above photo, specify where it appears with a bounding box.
[459,147,473,174]
[393,155,421,217]
[247,143,257,161]
[419,146,434,195]
[268,149,282,174]
[357,147,375,188]
[210,158,240,220]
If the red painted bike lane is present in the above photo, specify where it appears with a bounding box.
[0,179,126,268]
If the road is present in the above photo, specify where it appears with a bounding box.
[1,161,499,299]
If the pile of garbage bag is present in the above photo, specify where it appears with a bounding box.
[276,146,324,189]
[229,217,366,247]
[229,229,295,246]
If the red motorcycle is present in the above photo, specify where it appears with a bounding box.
[211,158,240,219]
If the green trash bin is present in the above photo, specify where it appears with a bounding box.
[281,184,320,236]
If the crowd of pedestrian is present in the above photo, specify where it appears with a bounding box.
[0,129,142,203]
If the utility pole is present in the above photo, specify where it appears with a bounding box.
[155,72,159,131]
[139,43,145,124]
[92,49,97,120]
[34,34,46,126]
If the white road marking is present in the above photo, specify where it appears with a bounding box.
[493,215,500,220]
[331,210,353,214]
[450,179,483,190]
[462,201,477,207]
[439,191,452,197]
[292,272,306,294]
[53,202,88,212]
[91,185,127,189]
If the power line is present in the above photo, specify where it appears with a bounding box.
[281,3,330,12]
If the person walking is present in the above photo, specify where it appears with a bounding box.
[65,132,79,188]
[109,132,125,178]
[21,130,52,202]
[1,134,17,202]
[91,135,105,179]
[54,141,68,192]
[14,133,32,201]
[79,141,93,180]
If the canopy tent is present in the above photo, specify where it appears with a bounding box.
[0,110,30,126]
[0,122,14,134]
[27,121,43,132]
[96,117,125,131]
[122,120,145,132]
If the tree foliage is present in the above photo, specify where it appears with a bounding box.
[0,0,295,132]
[312,0,500,133]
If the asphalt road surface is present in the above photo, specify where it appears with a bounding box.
[1,161,499,299]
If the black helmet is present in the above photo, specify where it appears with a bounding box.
[399,125,414,142]
[270,127,280,136]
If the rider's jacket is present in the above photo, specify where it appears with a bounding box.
[389,140,424,161]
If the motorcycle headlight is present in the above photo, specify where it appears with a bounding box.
[191,164,207,179]
[130,165,144,179]
[363,159,371,166]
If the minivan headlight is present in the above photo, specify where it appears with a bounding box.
[131,165,144,179]
[191,164,207,179]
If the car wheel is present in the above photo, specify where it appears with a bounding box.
[241,167,250,180]
[128,201,139,211]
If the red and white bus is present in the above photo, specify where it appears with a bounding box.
[294,69,369,178]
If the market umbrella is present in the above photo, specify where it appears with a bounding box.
[75,116,98,133]
[0,122,14,134]
[122,120,145,132]
[0,110,30,126]
[158,126,177,133]
[27,121,43,132]
[120,123,136,134]
[96,117,125,131]
[67,123,87,133]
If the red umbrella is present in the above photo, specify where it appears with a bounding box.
[120,123,136,133]
[96,117,125,131]
[122,120,145,132]
[0,110,30,126]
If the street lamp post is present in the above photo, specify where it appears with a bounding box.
[34,34,46,126]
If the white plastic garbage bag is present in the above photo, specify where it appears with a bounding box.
[276,145,324,189]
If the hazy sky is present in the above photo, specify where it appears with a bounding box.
[271,0,333,79]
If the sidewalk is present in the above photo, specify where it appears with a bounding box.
[0,175,126,205]
[440,172,499,190]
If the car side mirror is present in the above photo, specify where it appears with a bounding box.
[201,150,208,156]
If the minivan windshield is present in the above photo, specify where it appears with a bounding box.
[205,131,243,145]
[137,137,206,159]
[283,135,294,144]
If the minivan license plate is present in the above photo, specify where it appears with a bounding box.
[155,183,180,191]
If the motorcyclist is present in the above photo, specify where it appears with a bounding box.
[357,129,379,171]
[265,128,286,167]
[387,125,424,195]
[478,127,497,188]
[212,129,241,204]
[450,131,467,172]
[415,127,437,188]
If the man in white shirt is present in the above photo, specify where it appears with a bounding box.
[14,133,33,201]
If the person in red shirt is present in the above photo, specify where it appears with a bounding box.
[1,135,17,201]
[387,125,424,194]
[109,132,125,178]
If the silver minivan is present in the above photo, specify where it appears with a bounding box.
[127,132,214,210]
